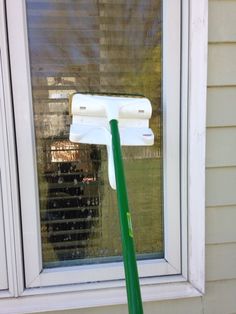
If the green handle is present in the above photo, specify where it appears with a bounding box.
[110,119,143,314]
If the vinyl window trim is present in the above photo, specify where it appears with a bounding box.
[0,55,9,291]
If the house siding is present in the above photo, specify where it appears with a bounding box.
[28,0,236,313]
[203,0,236,311]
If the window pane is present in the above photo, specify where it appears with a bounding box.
[26,0,163,268]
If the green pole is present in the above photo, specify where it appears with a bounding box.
[109,119,143,314]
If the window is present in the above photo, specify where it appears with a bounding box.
[31,0,165,270]
[8,0,182,288]
[0,0,207,311]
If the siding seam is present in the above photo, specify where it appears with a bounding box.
[206,204,236,209]
[207,165,236,169]
[206,242,236,246]
[206,126,236,129]
[206,278,236,284]
[208,85,236,88]
[201,296,205,314]
[209,42,236,45]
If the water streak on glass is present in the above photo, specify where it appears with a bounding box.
[26,0,163,268]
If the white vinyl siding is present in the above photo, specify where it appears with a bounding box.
[209,0,236,42]
[207,87,236,127]
[204,0,236,313]
[206,206,236,244]
[206,243,236,281]
[208,44,236,86]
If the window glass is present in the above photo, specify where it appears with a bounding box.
[26,0,163,268]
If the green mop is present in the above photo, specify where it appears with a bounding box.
[69,93,154,314]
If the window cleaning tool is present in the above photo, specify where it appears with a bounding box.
[69,93,154,314]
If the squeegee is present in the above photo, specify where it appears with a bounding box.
[69,93,154,314]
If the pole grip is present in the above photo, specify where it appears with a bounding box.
[109,119,143,314]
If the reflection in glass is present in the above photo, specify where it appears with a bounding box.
[26,0,163,268]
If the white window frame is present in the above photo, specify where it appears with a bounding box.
[0,0,25,297]
[0,0,207,311]
[0,203,7,291]
[0,180,8,292]
[7,0,182,288]
[0,57,8,292]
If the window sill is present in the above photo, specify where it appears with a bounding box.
[0,276,202,314]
